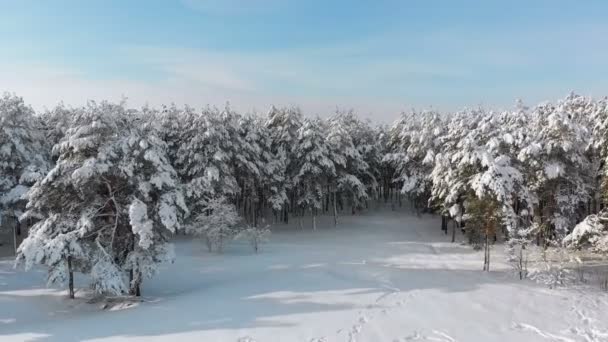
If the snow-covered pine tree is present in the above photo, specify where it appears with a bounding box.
[384,110,444,212]
[564,96,608,263]
[0,93,49,248]
[39,103,74,156]
[348,118,382,205]
[327,111,368,224]
[424,106,533,269]
[17,101,187,298]
[465,195,501,271]
[176,105,240,230]
[235,115,264,226]
[265,106,303,222]
[429,109,484,220]
[149,103,192,169]
[518,94,592,248]
[258,121,289,223]
[293,118,335,230]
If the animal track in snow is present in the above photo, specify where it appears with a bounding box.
[429,330,456,342]
[347,313,370,342]
[512,322,574,342]
[394,330,457,342]
[310,337,328,342]
[237,336,257,342]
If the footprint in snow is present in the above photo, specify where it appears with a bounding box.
[237,337,257,342]
[401,331,423,341]
[431,330,457,342]
[395,330,456,342]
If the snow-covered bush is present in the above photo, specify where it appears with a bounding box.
[528,245,576,288]
[505,233,531,279]
[188,196,241,253]
[236,226,271,253]
[563,214,608,254]
[563,214,608,289]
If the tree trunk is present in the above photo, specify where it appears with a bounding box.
[384,180,389,203]
[253,199,258,227]
[312,209,316,230]
[299,210,303,230]
[12,223,18,256]
[451,220,457,243]
[519,247,524,280]
[129,270,141,297]
[131,280,141,297]
[325,186,330,212]
[483,233,490,272]
[333,191,338,226]
[67,256,75,299]
[243,197,248,224]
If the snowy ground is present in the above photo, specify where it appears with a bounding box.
[2,208,608,342]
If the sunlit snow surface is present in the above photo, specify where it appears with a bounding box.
[1,208,607,341]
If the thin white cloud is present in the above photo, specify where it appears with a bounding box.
[0,62,409,122]
[181,0,287,14]
[124,43,469,96]
[4,21,608,122]
[164,63,256,91]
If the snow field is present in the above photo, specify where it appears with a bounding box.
[2,209,607,341]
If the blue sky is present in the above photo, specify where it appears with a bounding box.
[1,0,607,121]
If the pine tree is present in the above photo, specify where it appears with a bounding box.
[465,195,501,271]
[327,111,368,224]
[17,101,187,298]
[293,118,335,230]
[518,94,592,246]
[0,93,49,251]
[265,106,303,222]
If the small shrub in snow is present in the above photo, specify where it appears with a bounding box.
[528,246,575,288]
[188,197,240,253]
[506,239,530,280]
[236,225,271,253]
[506,224,535,280]
[597,269,608,291]
[529,264,574,289]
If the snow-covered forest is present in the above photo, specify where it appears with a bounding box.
[2,92,608,294]
[3,92,608,340]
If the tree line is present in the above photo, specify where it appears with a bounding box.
[384,93,608,274]
[0,94,396,298]
[2,92,608,297]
